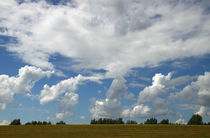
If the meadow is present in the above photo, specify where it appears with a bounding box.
[0,124,210,138]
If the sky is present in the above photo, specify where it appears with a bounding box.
[0,0,210,125]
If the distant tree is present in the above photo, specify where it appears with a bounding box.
[208,122,210,125]
[43,121,47,125]
[32,121,37,125]
[116,118,124,124]
[90,119,96,124]
[25,122,32,125]
[47,121,52,125]
[98,118,103,124]
[126,120,137,124]
[56,121,66,125]
[90,118,124,124]
[188,114,203,125]
[144,118,157,124]
[10,119,21,125]
[37,121,42,125]
[159,119,169,124]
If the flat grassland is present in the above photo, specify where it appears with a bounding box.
[0,125,210,138]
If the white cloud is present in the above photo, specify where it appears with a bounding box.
[59,92,79,113]
[128,82,145,88]
[90,98,122,119]
[98,90,102,94]
[169,72,210,117]
[0,0,210,76]
[40,74,101,118]
[40,74,101,104]
[1,0,210,120]
[56,112,65,120]
[170,72,210,107]
[195,106,210,117]
[90,77,127,118]
[138,73,172,103]
[196,72,210,107]
[80,116,86,120]
[0,65,52,110]
[169,85,196,102]
[124,92,135,101]
[122,104,151,118]
[0,120,9,125]
[175,118,185,124]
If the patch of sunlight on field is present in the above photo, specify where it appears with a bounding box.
[0,125,210,138]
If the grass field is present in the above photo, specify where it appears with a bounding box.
[0,125,210,138]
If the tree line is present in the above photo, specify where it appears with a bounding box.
[9,119,66,125]
[90,114,210,125]
[8,114,210,125]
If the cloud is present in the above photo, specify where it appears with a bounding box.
[90,77,127,118]
[124,92,135,101]
[40,74,101,118]
[195,106,210,117]
[138,77,151,82]
[122,104,151,118]
[0,65,52,110]
[0,0,210,76]
[55,112,65,120]
[80,116,86,120]
[170,72,210,107]
[0,120,9,125]
[128,82,145,88]
[1,0,210,121]
[138,73,172,103]
[169,72,210,118]
[196,72,210,107]
[175,118,185,124]
[58,92,79,116]
[98,90,102,94]
[40,74,101,104]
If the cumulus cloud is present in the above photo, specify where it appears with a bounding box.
[40,74,101,118]
[0,120,9,125]
[122,104,151,118]
[40,74,101,104]
[175,118,185,124]
[55,112,65,120]
[90,77,127,118]
[0,65,52,110]
[59,93,79,112]
[80,116,86,120]
[170,72,210,107]
[169,72,210,117]
[138,73,172,103]
[124,92,135,101]
[195,106,210,117]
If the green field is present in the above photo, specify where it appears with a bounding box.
[0,125,210,138]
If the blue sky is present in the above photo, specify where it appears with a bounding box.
[0,0,210,125]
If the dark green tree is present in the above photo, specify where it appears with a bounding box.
[56,121,66,125]
[144,118,157,124]
[90,119,96,124]
[159,119,169,124]
[43,121,47,125]
[126,120,137,124]
[116,118,124,124]
[32,121,37,125]
[10,119,21,125]
[25,122,32,125]
[187,114,203,125]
